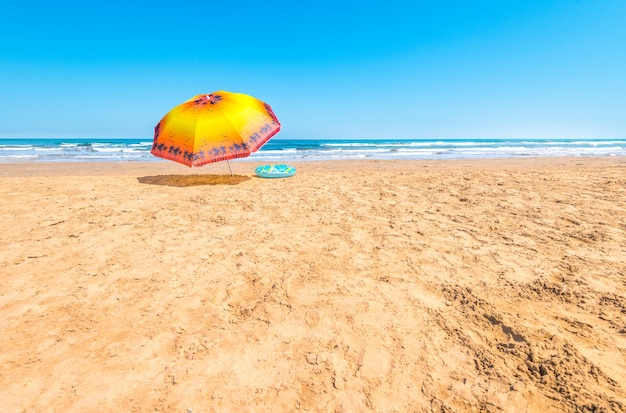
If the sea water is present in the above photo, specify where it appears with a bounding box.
[0,138,624,163]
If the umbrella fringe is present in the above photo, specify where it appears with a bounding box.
[151,149,193,167]
[191,128,281,168]
[192,151,252,168]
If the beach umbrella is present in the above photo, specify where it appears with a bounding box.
[152,90,281,174]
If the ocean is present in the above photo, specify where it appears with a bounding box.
[0,138,624,163]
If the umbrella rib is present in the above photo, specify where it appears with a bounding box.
[215,103,248,154]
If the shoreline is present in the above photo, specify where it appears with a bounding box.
[1,156,625,411]
[2,138,626,165]
[1,155,625,176]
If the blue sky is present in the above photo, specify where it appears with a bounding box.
[1,0,624,139]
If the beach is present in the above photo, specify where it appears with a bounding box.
[1,157,625,412]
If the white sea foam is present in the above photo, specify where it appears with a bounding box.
[0,138,625,163]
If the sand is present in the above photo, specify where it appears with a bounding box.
[1,157,625,412]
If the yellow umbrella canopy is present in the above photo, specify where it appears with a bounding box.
[152,90,281,168]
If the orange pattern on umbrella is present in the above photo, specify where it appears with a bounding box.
[152,91,280,167]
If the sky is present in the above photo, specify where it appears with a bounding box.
[1,0,625,140]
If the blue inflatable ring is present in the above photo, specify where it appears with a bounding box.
[255,164,297,178]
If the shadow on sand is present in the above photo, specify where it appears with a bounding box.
[137,174,251,187]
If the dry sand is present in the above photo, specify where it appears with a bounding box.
[1,158,625,412]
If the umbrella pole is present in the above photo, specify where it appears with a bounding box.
[226,160,234,176]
